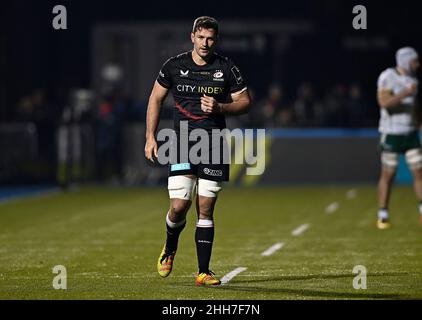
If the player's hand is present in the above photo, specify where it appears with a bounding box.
[200,95,221,113]
[145,137,158,163]
[405,82,418,96]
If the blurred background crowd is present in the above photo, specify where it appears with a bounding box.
[0,0,419,186]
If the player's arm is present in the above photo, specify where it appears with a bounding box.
[378,83,417,109]
[413,90,422,127]
[145,81,169,162]
[200,89,251,115]
[221,89,251,115]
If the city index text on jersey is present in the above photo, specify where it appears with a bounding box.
[176,85,224,95]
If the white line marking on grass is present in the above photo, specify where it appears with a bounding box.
[346,189,357,199]
[221,267,247,285]
[291,223,310,236]
[261,242,284,256]
[325,202,339,214]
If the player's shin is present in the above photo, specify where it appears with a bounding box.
[195,219,214,274]
[165,212,186,254]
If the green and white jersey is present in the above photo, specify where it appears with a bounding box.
[377,67,418,134]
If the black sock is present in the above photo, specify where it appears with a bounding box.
[195,220,215,274]
[165,218,186,254]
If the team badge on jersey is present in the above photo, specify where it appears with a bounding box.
[212,70,224,82]
[213,71,223,78]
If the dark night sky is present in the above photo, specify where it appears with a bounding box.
[1,0,422,119]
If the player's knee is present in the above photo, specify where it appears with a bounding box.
[198,202,214,219]
[413,170,422,181]
[379,168,396,185]
[197,179,222,198]
[405,149,422,170]
[168,176,196,201]
[170,199,190,216]
[381,152,399,170]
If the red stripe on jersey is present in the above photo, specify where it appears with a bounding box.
[175,103,208,121]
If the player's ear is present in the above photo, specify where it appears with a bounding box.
[191,32,195,44]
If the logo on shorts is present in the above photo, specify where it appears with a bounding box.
[203,168,223,177]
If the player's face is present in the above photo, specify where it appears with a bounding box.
[410,58,420,73]
[191,28,217,59]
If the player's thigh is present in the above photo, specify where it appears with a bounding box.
[410,167,422,181]
[197,177,222,198]
[168,174,197,211]
[409,157,422,180]
[196,178,222,216]
[168,174,197,199]
[405,148,422,171]
[380,150,399,173]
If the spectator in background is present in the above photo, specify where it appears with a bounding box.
[322,84,348,127]
[262,83,283,127]
[16,89,59,180]
[345,83,368,127]
[251,83,291,128]
[293,82,322,126]
[16,89,57,122]
[16,94,35,121]
[95,86,125,183]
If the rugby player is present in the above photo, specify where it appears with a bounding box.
[144,16,251,285]
[376,47,422,229]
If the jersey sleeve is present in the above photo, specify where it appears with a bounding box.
[226,59,247,94]
[156,58,173,89]
[377,70,394,92]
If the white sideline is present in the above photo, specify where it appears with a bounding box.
[260,242,284,257]
[291,223,310,236]
[221,267,248,285]
[325,202,339,214]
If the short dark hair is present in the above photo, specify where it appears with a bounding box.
[192,16,219,35]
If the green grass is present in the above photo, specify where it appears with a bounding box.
[1,185,422,299]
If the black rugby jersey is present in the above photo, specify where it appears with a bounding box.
[156,51,247,132]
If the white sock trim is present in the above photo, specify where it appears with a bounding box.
[196,219,214,228]
[166,212,186,228]
[378,209,389,220]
